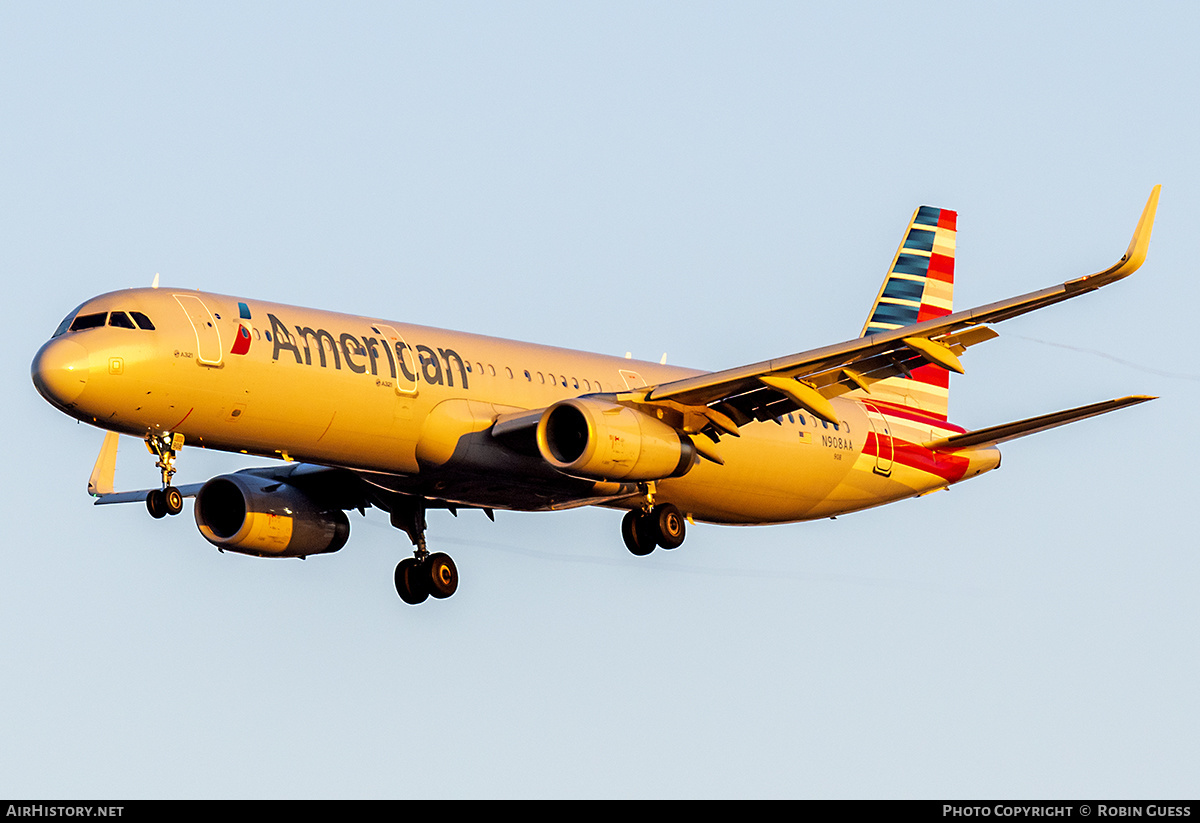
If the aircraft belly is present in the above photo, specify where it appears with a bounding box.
[657,417,855,524]
[659,400,957,525]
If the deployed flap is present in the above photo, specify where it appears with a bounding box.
[641,187,1160,436]
[923,395,1155,451]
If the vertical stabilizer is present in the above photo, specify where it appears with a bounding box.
[855,206,957,419]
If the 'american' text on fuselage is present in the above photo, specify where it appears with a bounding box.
[266,312,469,389]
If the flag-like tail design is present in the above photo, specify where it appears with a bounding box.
[855,205,957,419]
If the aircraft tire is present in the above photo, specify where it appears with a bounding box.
[146,489,168,519]
[395,558,429,605]
[427,552,458,599]
[621,510,656,556]
[164,486,184,516]
[651,503,686,550]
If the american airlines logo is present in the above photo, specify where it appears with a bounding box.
[264,312,469,389]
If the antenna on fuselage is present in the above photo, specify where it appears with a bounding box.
[151,272,160,289]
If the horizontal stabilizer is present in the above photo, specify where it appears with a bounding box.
[924,395,1155,451]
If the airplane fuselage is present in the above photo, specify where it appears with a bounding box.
[33,287,998,526]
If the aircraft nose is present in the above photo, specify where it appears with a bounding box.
[31,338,89,407]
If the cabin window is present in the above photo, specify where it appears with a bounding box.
[524,370,532,381]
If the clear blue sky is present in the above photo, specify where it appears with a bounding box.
[2,2,1197,798]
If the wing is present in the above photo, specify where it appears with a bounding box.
[636,186,1160,439]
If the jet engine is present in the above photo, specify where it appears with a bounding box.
[194,473,350,558]
[536,397,697,482]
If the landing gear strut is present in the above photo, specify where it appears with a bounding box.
[145,432,184,518]
[390,499,459,604]
[622,502,686,556]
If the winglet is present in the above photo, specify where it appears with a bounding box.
[1067,185,1160,290]
[88,432,120,496]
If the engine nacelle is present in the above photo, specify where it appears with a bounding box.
[536,397,697,482]
[194,473,350,558]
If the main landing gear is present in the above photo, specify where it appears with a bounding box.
[622,502,686,556]
[390,499,459,605]
[145,432,185,519]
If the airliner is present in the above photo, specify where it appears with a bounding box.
[31,187,1160,604]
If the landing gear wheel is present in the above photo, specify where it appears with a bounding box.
[621,510,657,556]
[146,489,168,519]
[426,552,459,599]
[651,503,686,549]
[395,557,429,605]
[164,486,184,516]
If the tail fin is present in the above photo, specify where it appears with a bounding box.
[855,205,957,419]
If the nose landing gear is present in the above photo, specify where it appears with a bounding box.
[146,485,184,519]
[144,432,185,518]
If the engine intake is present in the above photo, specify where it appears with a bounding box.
[536,397,696,482]
[194,473,350,558]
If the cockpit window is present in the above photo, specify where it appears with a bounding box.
[52,303,86,338]
[53,307,156,336]
[68,312,107,332]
